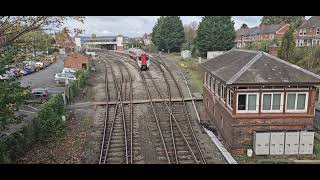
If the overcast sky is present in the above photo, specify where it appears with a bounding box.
[65,16,264,37]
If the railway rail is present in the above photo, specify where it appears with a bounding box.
[97,51,208,164]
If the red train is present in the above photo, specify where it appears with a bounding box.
[128,48,150,70]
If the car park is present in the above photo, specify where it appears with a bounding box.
[54,73,77,83]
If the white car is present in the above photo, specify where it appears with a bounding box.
[62,68,77,74]
[35,62,44,69]
[54,73,76,83]
[0,74,10,80]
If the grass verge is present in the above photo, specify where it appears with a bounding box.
[166,54,203,94]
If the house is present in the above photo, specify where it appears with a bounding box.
[235,26,259,48]
[296,16,320,47]
[200,49,320,155]
[64,53,89,70]
[258,22,289,41]
[235,22,290,49]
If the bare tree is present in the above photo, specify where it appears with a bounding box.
[184,21,198,49]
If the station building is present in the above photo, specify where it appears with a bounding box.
[79,35,128,51]
[200,49,320,155]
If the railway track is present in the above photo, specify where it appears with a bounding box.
[99,56,133,164]
[97,51,207,164]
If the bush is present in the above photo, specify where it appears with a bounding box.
[0,118,38,163]
[33,94,65,142]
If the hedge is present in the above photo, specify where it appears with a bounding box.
[33,94,65,142]
[69,70,89,101]
[0,94,65,163]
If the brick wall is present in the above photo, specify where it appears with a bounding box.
[203,85,317,155]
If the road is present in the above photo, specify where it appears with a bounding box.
[18,54,66,95]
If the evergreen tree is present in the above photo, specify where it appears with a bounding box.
[195,16,236,57]
[151,16,165,51]
[278,26,296,61]
[160,16,185,53]
[151,16,185,52]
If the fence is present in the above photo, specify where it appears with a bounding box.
[64,70,89,104]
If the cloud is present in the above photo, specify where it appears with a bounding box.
[65,16,263,37]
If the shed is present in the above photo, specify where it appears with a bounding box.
[64,53,89,70]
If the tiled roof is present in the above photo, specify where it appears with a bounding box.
[236,23,286,36]
[299,16,320,28]
[236,27,259,36]
[200,49,320,85]
[259,24,283,34]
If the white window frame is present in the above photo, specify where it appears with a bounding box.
[236,93,259,113]
[207,74,211,88]
[220,84,226,102]
[227,89,233,110]
[261,93,284,113]
[215,80,220,97]
[210,77,215,92]
[286,92,309,113]
[204,72,207,85]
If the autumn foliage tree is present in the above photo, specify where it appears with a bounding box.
[0,16,85,48]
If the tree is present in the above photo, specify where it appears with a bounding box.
[151,16,185,53]
[278,26,296,61]
[195,16,236,57]
[91,33,97,39]
[183,21,198,50]
[261,16,305,28]
[0,16,85,48]
[54,28,72,48]
[15,30,52,56]
[151,16,165,50]
[0,48,30,129]
[240,23,248,29]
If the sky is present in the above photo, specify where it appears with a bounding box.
[65,16,263,37]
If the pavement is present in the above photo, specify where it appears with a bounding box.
[18,54,66,95]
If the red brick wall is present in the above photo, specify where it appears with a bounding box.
[203,86,234,150]
[268,46,278,57]
[64,54,89,70]
[203,84,317,155]
[276,24,290,40]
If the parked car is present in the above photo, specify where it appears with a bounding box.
[0,74,11,80]
[23,66,35,75]
[35,62,44,69]
[7,68,22,77]
[62,68,77,74]
[54,73,77,83]
[90,65,96,72]
[31,88,49,102]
